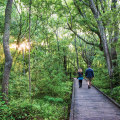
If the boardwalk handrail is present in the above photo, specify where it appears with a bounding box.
[69,78,75,120]
[92,85,120,108]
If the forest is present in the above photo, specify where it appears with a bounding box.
[0,0,120,119]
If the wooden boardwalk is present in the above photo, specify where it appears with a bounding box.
[69,79,120,120]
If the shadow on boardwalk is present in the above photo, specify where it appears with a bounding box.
[69,79,120,120]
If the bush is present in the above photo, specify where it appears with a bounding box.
[0,95,12,120]
[111,86,120,104]
[0,98,68,120]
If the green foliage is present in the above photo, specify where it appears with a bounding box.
[100,89,111,96]
[0,97,69,120]
[111,86,120,104]
[44,96,64,103]
[9,74,29,99]
[0,95,11,120]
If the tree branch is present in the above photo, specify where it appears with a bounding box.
[99,0,105,13]
[67,22,99,47]
[64,0,72,28]
[73,0,85,18]
[79,0,89,6]
[13,0,21,15]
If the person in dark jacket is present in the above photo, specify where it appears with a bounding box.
[77,68,83,88]
[85,65,94,89]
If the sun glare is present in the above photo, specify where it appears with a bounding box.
[69,44,73,50]
[10,42,29,51]
[18,42,29,51]
[10,44,18,49]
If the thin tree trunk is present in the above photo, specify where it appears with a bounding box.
[28,0,32,96]
[68,57,69,73]
[63,48,67,72]
[74,37,79,69]
[2,0,13,103]
[64,56,67,73]
[55,29,60,52]
[22,49,25,75]
[55,29,61,69]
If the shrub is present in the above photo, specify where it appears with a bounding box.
[111,86,120,104]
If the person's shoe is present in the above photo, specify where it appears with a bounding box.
[88,85,91,89]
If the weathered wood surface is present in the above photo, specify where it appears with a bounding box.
[69,79,120,120]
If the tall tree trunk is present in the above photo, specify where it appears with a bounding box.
[74,37,79,69]
[2,0,13,103]
[28,0,32,96]
[89,0,113,78]
[111,0,119,85]
[111,0,119,69]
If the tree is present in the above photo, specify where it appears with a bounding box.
[88,0,113,78]
[2,0,13,103]
[28,0,32,96]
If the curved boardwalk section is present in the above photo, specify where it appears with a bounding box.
[69,79,120,120]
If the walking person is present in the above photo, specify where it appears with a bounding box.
[85,65,94,89]
[77,68,83,88]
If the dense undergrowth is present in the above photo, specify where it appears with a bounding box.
[0,97,70,120]
[0,73,72,120]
